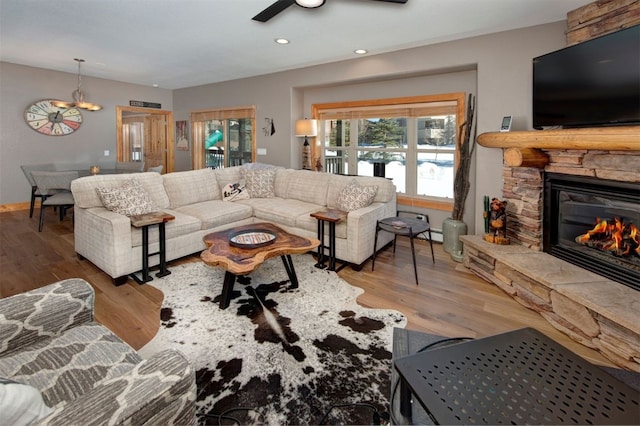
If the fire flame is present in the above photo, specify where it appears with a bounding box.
[576,217,640,257]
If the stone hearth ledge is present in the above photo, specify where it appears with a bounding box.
[460,235,640,371]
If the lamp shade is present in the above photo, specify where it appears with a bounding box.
[295,119,318,137]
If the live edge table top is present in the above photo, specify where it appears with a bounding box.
[201,223,320,276]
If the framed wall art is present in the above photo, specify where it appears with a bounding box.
[176,120,189,151]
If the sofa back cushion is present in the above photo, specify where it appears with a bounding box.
[214,166,243,194]
[163,168,220,208]
[326,174,395,209]
[274,169,294,198]
[286,170,330,205]
[71,172,169,209]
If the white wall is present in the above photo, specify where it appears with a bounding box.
[1,22,568,234]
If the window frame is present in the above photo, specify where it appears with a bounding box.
[311,93,466,212]
[190,106,257,169]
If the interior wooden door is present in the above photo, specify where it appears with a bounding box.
[117,106,174,173]
[144,114,168,171]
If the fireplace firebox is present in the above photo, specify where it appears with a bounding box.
[543,173,640,290]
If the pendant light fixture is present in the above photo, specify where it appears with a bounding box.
[53,58,103,111]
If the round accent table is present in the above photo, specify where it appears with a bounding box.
[372,214,435,285]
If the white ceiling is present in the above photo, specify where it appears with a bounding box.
[0,0,591,90]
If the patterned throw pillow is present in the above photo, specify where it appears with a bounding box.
[242,168,276,198]
[222,182,250,201]
[95,179,157,216]
[336,179,378,212]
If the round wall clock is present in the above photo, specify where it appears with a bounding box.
[24,99,83,136]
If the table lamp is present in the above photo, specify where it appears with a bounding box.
[295,119,317,170]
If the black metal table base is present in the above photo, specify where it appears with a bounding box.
[130,222,171,284]
[218,255,298,309]
[372,214,434,286]
[315,218,346,271]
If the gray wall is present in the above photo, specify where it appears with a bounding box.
[0,62,172,204]
[1,21,568,234]
[172,21,568,233]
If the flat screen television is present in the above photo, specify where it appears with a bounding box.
[532,24,640,129]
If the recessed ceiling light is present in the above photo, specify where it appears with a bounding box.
[275,38,290,44]
[153,84,159,88]
[354,49,368,55]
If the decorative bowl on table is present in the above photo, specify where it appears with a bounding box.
[229,229,276,248]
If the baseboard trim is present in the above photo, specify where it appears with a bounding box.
[0,202,30,213]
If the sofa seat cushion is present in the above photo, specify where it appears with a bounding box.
[238,198,323,229]
[0,322,140,408]
[130,210,202,248]
[295,210,348,239]
[174,200,253,230]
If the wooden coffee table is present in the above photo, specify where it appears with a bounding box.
[201,222,320,309]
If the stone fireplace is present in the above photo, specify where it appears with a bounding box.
[463,126,640,371]
[544,172,640,290]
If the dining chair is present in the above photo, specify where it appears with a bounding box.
[20,164,56,218]
[30,171,78,232]
[149,165,163,173]
[115,161,145,172]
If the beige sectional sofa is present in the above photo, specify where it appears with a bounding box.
[71,165,397,283]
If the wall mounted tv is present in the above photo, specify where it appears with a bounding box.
[533,24,640,130]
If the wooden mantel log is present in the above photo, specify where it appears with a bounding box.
[477,126,640,151]
[504,147,549,168]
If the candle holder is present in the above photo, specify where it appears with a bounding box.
[90,166,100,175]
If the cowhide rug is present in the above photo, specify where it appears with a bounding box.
[139,254,407,425]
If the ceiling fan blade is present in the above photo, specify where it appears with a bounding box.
[252,0,296,22]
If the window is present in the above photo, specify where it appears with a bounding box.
[190,106,256,169]
[313,93,465,211]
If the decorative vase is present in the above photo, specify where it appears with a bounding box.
[442,217,467,262]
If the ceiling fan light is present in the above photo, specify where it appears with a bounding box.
[296,0,325,9]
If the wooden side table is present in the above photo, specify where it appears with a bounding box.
[310,209,347,271]
[129,211,175,284]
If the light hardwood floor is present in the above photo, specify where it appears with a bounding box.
[0,208,614,367]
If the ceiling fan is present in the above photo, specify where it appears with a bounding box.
[252,0,408,23]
